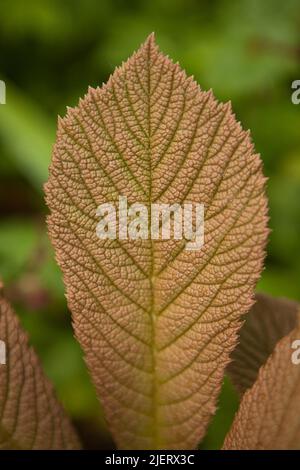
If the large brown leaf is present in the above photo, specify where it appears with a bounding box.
[0,291,81,449]
[228,293,299,395]
[223,316,300,449]
[45,34,268,449]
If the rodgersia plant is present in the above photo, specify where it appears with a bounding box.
[0,35,299,450]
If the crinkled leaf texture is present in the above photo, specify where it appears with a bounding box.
[223,315,300,449]
[228,293,299,395]
[0,292,81,449]
[45,34,268,449]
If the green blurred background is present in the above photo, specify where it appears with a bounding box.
[0,0,299,449]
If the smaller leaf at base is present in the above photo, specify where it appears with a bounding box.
[0,291,81,449]
[223,315,300,450]
[228,293,299,395]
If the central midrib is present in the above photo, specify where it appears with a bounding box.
[145,37,160,450]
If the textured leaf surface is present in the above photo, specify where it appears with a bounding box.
[223,317,300,449]
[228,293,299,395]
[0,291,81,449]
[45,34,268,449]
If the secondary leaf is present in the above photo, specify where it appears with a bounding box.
[223,316,300,449]
[0,289,81,449]
[228,293,299,395]
[45,34,268,449]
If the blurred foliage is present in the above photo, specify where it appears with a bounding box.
[0,0,299,449]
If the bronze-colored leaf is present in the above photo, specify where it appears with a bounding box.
[228,293,299,395]
[0,292,81,449]
[45,34,268,449]
[223,317,300,449]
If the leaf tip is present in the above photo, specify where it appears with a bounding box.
[145,31,156,44]
[139,32,159,56]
